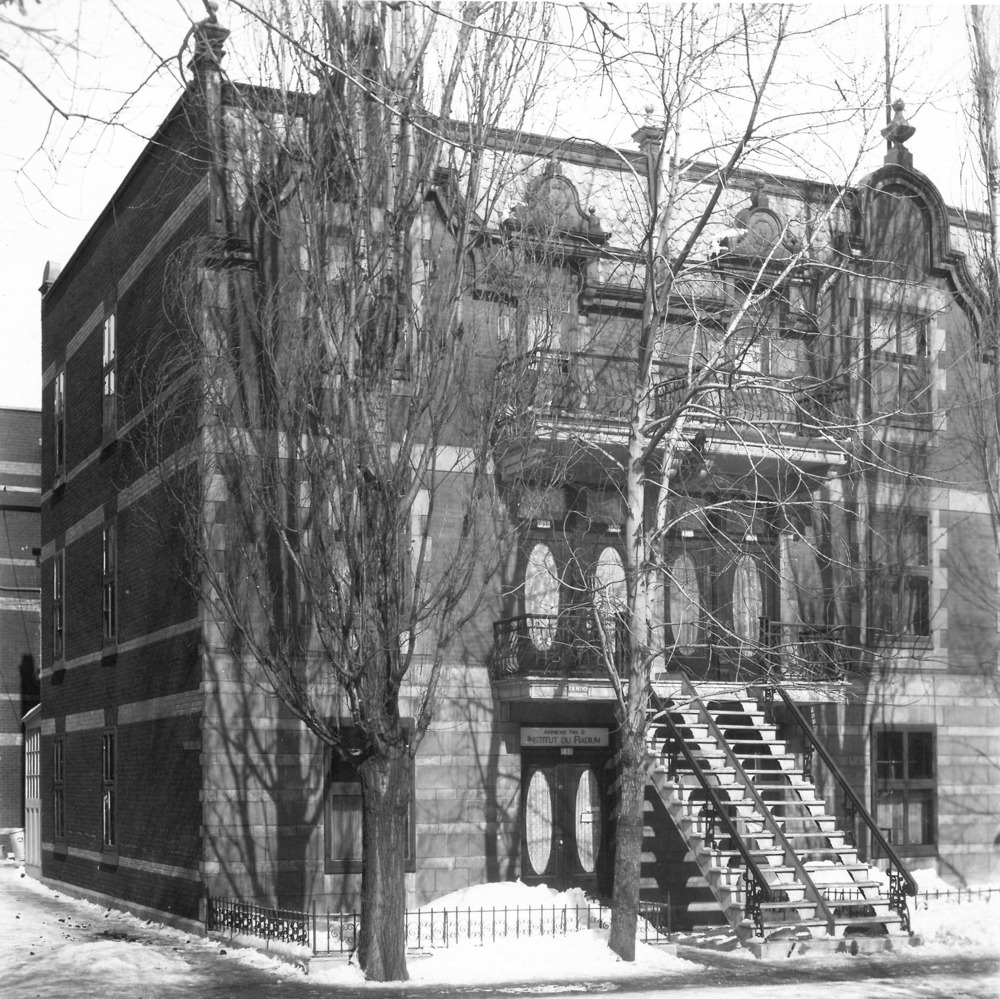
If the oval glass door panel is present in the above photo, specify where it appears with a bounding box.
[733,554,762,642]
[670,554,701,654]
[574,768,602,873]
[525,768,553,875]
[525,543,559,650]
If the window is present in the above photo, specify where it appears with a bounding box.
[101,729,117,854]
[325,741,415,874]
[869,306,930,425]
[102,521,117,641]
[874,728,936,854]
[869,510,930,641]
[52,736,65,842]
[53,550,64,660]
[53,369,66,480]
[102,312,117,439]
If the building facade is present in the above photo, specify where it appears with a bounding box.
[35,28,998,947]
[1,407,40,849]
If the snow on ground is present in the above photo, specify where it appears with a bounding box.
[311,879,698,987]
[2,861,997,994]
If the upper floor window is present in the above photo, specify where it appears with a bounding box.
[102,521,117,641]
[102,311,117,439]
[868,510,930,642]
[868,306,930,425]
[53,550,65,660]
[53,369,66,480]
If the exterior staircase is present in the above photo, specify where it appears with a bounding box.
[646,678,917,957]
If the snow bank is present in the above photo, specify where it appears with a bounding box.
[36,939,192,985]
[309,880,692,987]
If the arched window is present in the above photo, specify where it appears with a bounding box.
[593,547,626,654]
[669,554,702,654]
[732,554,763,642]
[524,543,559,650]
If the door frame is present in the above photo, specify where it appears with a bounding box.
[519,744,611,896]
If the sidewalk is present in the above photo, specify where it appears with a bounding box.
[0,860,293,999]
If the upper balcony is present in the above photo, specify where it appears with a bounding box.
[494,349,849,484]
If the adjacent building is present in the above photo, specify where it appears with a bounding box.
[1,407,40,852]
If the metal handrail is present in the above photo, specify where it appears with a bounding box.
[674,673,837,936]
[770,683,918,906]
[649,689,773,935]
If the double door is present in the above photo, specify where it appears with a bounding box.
[520,751,608,894]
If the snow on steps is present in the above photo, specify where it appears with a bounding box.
[645,682,913,956]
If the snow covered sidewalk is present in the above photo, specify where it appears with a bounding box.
[0,860,294,999]
[1,859,996,997]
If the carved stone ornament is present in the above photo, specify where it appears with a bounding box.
[720,179,799,264]
[507,161,609,245]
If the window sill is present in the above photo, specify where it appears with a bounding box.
[867,632,932,652]
[325,858,415,875]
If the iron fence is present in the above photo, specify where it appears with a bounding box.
[206,895,310,948]
[206,894,673,956]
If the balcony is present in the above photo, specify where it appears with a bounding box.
[489,611,851,699]
[494,350,848,481]
[488,609,621,701]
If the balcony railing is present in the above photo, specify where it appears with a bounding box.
[496,349,850,439]
[489,609,620,681]
[763,621,852,681]
[490,612,850,684]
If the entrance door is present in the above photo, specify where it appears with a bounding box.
[521,754,607,893]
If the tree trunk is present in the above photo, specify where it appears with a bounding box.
[608,725,646,961]
[357,749,411,981]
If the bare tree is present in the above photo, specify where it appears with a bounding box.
[958,6,1000,554]
[149,1,554,982]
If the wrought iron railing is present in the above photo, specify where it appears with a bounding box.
[206,895,310,948]
[763,621,852,681]
[648,688,776,938]
[207,895,674,956]
[489,609,621,680]
[766,682,917,933]
[495,349,849,440]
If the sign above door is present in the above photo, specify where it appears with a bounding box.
[521,726,609,748]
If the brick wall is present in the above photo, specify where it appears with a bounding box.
[39,93,209,917]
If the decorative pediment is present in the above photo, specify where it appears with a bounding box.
[719,179,800,265]
[505,161,610,246]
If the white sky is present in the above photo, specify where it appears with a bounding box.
[0,2,978,412]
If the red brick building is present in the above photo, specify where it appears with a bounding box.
[35,24,999,949]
